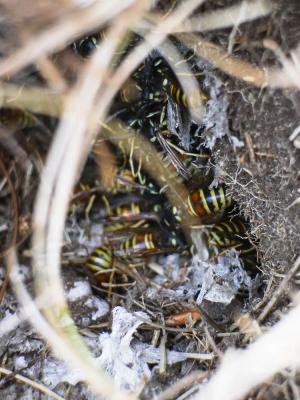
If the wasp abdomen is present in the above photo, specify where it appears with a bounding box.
[188,186,231,217]
[208,219,246,247]
[116,232,159,257]
[85,244,114,279]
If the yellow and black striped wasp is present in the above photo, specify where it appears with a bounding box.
[84,228,183,291]
[72,34,101,58]
[0,107,53,138]
[206,218,258,272]
[162,75,208,110]
[187,185,232,218]
[85,244,114,285]
[0,108,39,129]
[144,53,208,110]
[100,196,161,235]
[207,219,247,248]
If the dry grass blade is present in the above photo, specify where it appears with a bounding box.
[33,12,136,317]
[177,33,270,86]
[0,83,63,118]
[93,140,118,191]
[263,38,300,90]
[0,366,65,400]
[31,2,150,398]
[175,0,273,33]
[36,57,69,93]
[177,33,300,89]
[157,371,208,400]
[258,256,300,322]
[0,0,77,25]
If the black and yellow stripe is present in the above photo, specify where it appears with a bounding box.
[162,78,208,109]
[115,203,141,218]
[208,219,246,247]
[0,108,38,128]
[187,186,231,217]
[104,222,131,233]
[115,168,137,192]
[207,219,257,266]
[118,79,141,104]
[85,244,114,276]
[117,232,157,257]
[73,34,101,58]
[100,199,142,220]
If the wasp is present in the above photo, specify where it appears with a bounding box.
[207,219,247,248]
[72,34,102,58]
[207,218,258,272]
[0,108,39,129]
[85,229,181,285]
[85,244,114,284]
[162,76,208,109]
[99,193,161,221]
[100,194,186,245]
[114,230,181,258]
[115,232,161,258]
[84,243,138,296]
[187,186,232,217]
[207,219,256,255]
[155,130,192,181]
[72,31,138,61]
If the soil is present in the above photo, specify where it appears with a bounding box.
[0,1,299,399]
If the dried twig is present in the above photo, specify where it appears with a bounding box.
[164,0,273,33]
[0,366,65,400]
[177,33,270,86]
[0,83,63,117]
[93,140,118,191]
[177,33,300,89]
[258,256,300,322]
[36,57,69,93]
[30,2,150,398]
[204,325,222,358]
[157,370,208,400]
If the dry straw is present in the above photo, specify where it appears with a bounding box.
[0,0,299,399]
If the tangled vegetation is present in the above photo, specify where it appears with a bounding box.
[0,1,299,399]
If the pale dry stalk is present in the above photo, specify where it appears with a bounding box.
[0,366,65,400]
[152,0,273,33]
[30,1,149,398]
